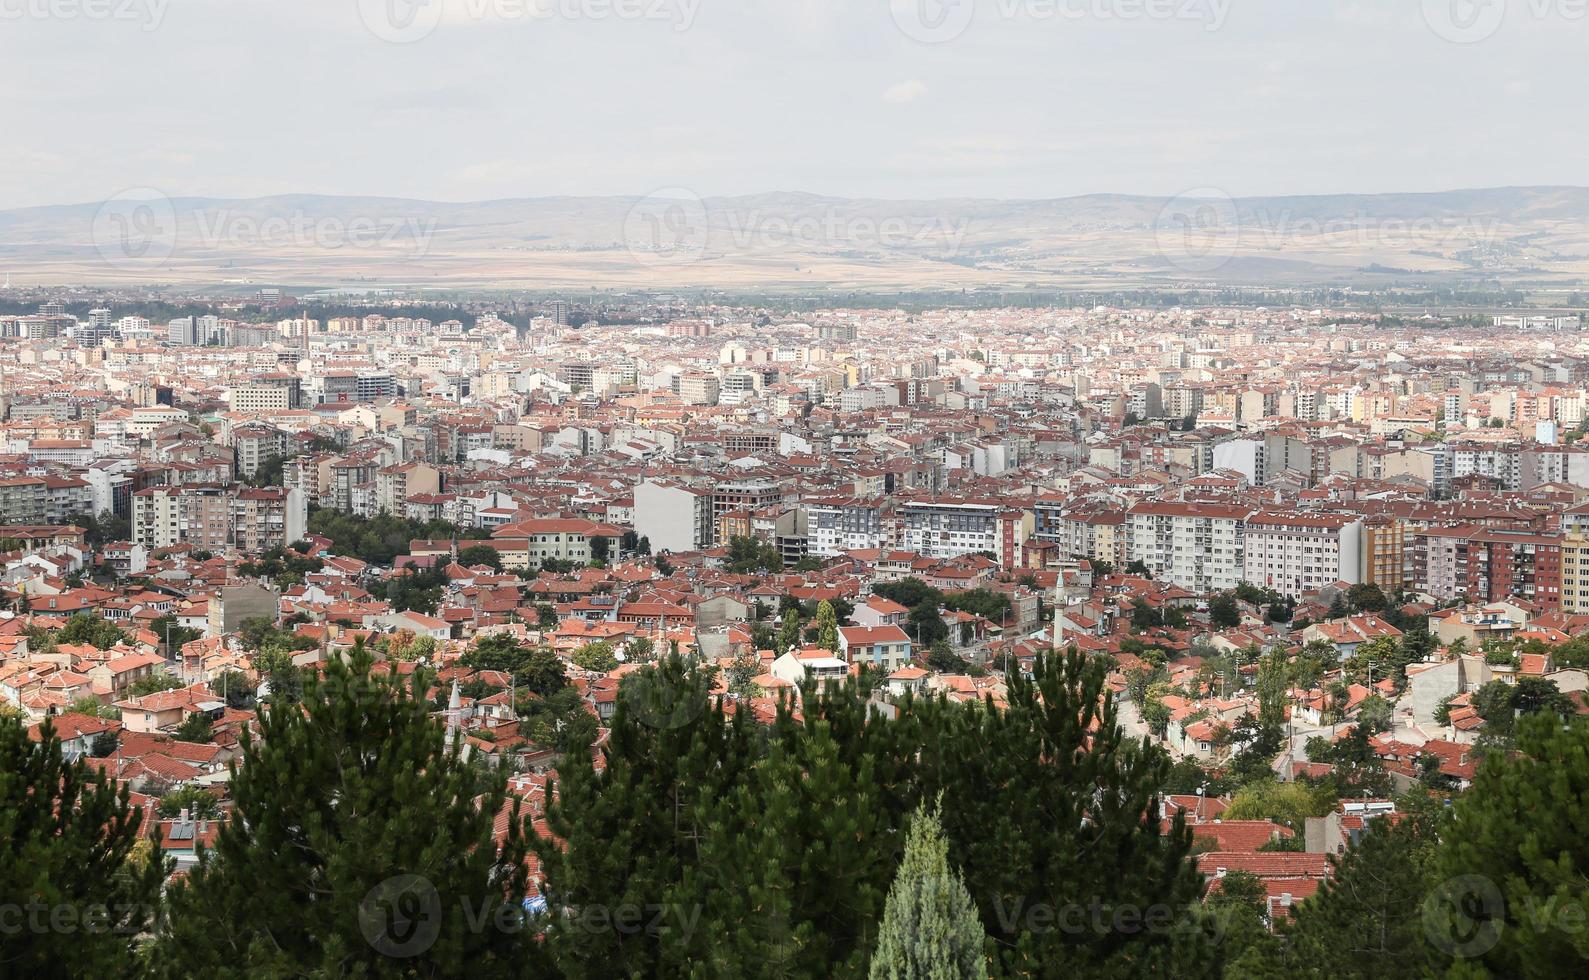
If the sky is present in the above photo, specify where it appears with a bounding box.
[1,0,1583,209]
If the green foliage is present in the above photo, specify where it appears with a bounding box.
[1285,796,1447,978]
[245,453,287,487]
[1472,677,1574,741]
[457,543,503,571]
[0,715,168,975]
[90,730,118,758]
[724,535,785,574]
[1357,693,1394,736]
[307,508,462,566]
[942,587,1011,624]
[1223,780,1336,833]
[1430,715,1589,973]
[128,671,184,697]
[517,686,598,754]
[1208,594,1240,630]
[173,712,215,744]
[55,613,128,651]
[571,641,619,673]
[157,785,222,820]
[461,634,567,697]
[64,509,130,549]
[873,579,945,611]
[1347,583,1388,612]
[148,640,545,977]
[536,650,1213,978]
[151,614,203,652]
[869,800,987,979]
[814,599,841,652]
[385,562,448,615]
[237,546,324,586]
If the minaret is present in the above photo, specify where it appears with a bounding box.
[1051,571,1065,652]
[445,679,462,749]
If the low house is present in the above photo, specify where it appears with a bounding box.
[837,625,912,672]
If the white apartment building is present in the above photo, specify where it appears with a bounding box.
[806,497,886,556]
[633,480,712,554]
[1126,501,1253,594]
[1241,511,1362,598]
[899,500,1029,569]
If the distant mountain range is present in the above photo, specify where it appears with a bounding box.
[3,186,1588,292]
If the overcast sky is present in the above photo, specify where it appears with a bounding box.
[1,0,1582,209]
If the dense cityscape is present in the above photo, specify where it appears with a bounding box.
[2,286,1587,975]
[7,2,1589,976]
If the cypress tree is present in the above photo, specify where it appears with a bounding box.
[0,716,166,978]
[869,800,987,980]
[148,640,542,978]
[815,600,841,653]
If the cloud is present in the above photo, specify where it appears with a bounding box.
[882,79,929,104]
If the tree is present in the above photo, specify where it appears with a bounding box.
[151,614,202,653]
[1208,593,1241,629]
[90,730,118,758]
[1283,796,1446,978]
[0,716,167,976]
[462,635,566,697]
[1347,583,1388,612]
[128,671,184,697]
[778,612,803,653]
[56,613,127,650]
[157,785,222,820]
[870,799,987,980]
[814,599,841,652]
[535,649,1213,978]
[927,640,972,675]
[589,536,611,564]
[572,641,619,673]
[1422,715,1589,974]
[457,543,503,571]
[724,535,785,574]
[149,640,544,977]
[173,712,215,744]
[1356,694,1393,735]
[1223,779,1335,833]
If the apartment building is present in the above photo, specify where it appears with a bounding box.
[633,480,713,554]
[806,496,886,556]
[711,480,784,544]
[899,499,1030,570]
[1126,501,1252,593]
[1241,511,1362,598]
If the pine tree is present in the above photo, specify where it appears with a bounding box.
[1429,714,1589,975]
[536,654,755,979]
[815,599,841,652]
[148,640,543,978]
[1280,794,1446,979]
[0,715,167,976]
[870,800,987,980]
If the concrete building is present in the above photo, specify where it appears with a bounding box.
[633,480,712,554]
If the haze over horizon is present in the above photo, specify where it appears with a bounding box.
[2,0,1585,210]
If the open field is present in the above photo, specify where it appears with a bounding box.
[4,187,1589,292]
